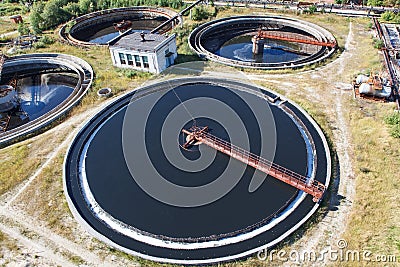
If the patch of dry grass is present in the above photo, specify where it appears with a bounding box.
[0,16,17,35]
[17,152,71,236]
[0,142,40,195]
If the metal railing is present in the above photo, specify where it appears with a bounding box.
[186,126,325,202]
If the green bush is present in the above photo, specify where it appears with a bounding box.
[390,124,400,138]
[382,11,395,21]
[374,39,384,49]
[28,0,185,32]
[384,112,400,138]
[368,0,383,6]
[40,35,55,45]
[191,6,212,21]
[117,68,151,79]
[384,112,400,125]
[17,22,30,36]
[308,5,317,14]
[381,11,400,23]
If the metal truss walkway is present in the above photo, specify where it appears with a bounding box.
[182,125,326,202]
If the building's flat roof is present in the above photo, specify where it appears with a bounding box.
[110,32,169,52]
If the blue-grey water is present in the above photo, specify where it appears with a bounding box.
[216,35,306,63]
[17,74,77,121]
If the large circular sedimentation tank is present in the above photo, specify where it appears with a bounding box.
[61,7,179,46]
[0,53,93,146]
[189,16,337,69]
[64,77,330,264]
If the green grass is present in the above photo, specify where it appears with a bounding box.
[341,101,400,265]
[384,112,400,138]
[0,143,41,195]
[0,3,27,17]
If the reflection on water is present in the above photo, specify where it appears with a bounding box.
[215,35,307,64]
[17,74,77,121]
[86,18,167,44]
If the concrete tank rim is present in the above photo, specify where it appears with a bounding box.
[0,53,94,147]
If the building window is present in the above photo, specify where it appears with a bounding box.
[142,56,149,68]
[134,55,141,68]
[127,54,134,66]
[119,53,126,64]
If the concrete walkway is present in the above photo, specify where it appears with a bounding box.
[0,30,18,39]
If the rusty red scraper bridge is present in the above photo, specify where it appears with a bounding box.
[254,30,337,48]
[182,125,326,202]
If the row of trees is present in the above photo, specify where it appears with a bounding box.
[381,10,400,22]
[29,0,184,33]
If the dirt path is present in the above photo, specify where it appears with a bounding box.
[279,21,356,266]
[0,219,76,267]
[0,100,134,267]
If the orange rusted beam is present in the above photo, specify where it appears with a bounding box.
[182,126,325,202]
[256,30,337,48]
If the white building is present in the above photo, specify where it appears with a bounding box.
[109,31,177,74]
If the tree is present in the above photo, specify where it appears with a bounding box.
[17,22,30,36]
[64,2,82,17]
[191,6,210,21]
[41,0,72,29]
[79,0,97,14]
[29,1,44,34]
[308,4,317,14]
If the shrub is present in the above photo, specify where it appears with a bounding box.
[384,112,400,138]
[191,6,212,21]
[384,112,400,125]
[373,39,384,49]
[40,35,55,45]
[17,22,30,36]
[308,5,317,14]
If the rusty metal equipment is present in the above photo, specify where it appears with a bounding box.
[113,20,133,32]
[254,29,337,48]
[182,125,326,202]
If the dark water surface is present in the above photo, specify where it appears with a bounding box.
[84,83,305,239]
